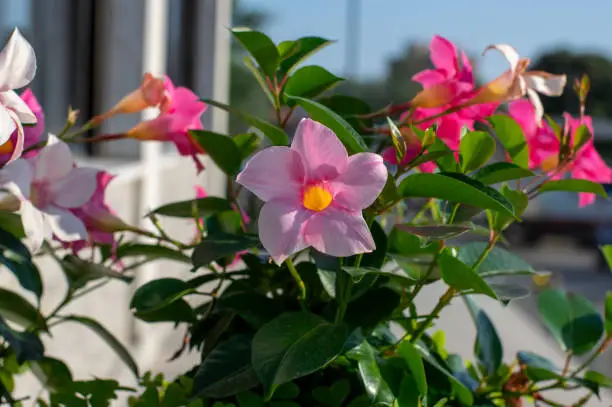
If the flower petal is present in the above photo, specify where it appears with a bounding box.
[0,104,16,146]
[20,200,47,252]
[330,153,387,211]
[0,90,36,123]
[0,158,33,198]
[0,29,36,92]
[44,205,88,242]
[412,69,447,87]
[523,72,566,96]
[258,199,311,265]
[304,208,375,257]
[33,140,74,182]
[5,108,24,163]
[430,35,458,75]
[527,88,545,126]
[291,118,348,181]
[508,99,538,139]
[237,146,304,202]
[50,167,98,208]
[483,44,520,71]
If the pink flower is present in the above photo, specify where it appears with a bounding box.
[0,89,44,164]
[65,171,129,252]
[237,118,387,264]
[412,35,474,88]
[127,76,207,172]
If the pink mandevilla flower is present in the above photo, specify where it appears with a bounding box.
[237,118,387,264]
[0,89,44,164]
[127,76,207,172]
[508,99,612,207]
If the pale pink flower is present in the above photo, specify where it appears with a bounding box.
[0,89,44,164]
[127,76,207,172]
[237,118,387,264]
[0,137,98,251]
[0,29,38,163]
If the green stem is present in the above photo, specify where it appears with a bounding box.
[571,337,610,376]
[285,258,307,311]
[410,287,455,342]
[335,268,352,323]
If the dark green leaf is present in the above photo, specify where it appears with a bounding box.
[398,173,515,217]
[356,220,387,269]
[493,185,528,232]
[538,179,607,198]
[312,379,350,407]
[573,124,592,153]
[317,95,373,131]
[243,56,275,106]
[217,291,281,328]
[61,316,139,377]
[347,340,394,406]
[585,370,612,388]
[517,351,560,381]
[60,255,132,290]
[438,250,497,299]
[345,287,401,331]
[488,283,530,302]
[29,357,73,391]
[271,382,300,400]
[488,115,528,168]
[251,312,347,398]
[457,242,534,277]
[464,299,502,376]
[605,292,612,337]
[278,36,334,75]
[396,374,420,407]
[0,228,41,298]
[0,315,43,363]
[396,224,473,240]
[0,212,25,238]
[234,133,262,160]
[459,131,496,172]
[237,391,265,407]
[231,28,279,78]
[0,288,45,330]
[134,298,195,323]
[397,340,427,396]
[283,66,342,104]
[193,335,260,398]
[151,196,232,218]
[537,289,604,355]
[202,99,288,146]
[116,243,191,264]
[130,278,194,314]
[190,130,243,175]
[473,162,534,185]
[341,267,416,287]
[192,233,259,268]
[288,96,367,154]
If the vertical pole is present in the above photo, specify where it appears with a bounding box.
[344,0,361,80]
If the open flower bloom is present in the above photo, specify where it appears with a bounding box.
[470,44,566,124]
[127,76,207,172]
[65,171,129,253]
[237,118,387,264]
[0,29,38,163]
[0,137,98,251]
[0,89,44,164]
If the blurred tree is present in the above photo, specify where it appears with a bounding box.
[531,50,612,117]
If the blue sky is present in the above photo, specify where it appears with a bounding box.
[242,0,612,82]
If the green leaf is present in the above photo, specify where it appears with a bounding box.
[243,56,275,106]
[0,288,45,330]
[61,316,139,377]
[344,287,401,331]
[130,278,194,314]
[537,289,604,355]
[192,233,259,268]
[600,245,612,272]
[312,379,350,407]
[341,267,416,288]
[538,179,608,198]
[116,243,191,264]
[606,292,612,337]
[272,382,300,399]
[464,298,502,377]
[283,66,342,104]
[193,335,260,398]
[0,227,42,298]
[438,250,497,299]
[237,391,265,407]
[398,173,515,218]
[251,312,347,398]
[347,340,394,406]
[135,298,195,323]
[355,220,387,269]
[493,185,528,232]
[473,162,535,185]
[396,375,420,407]
[0,315,44,363]
[488,283,530,302]
[408,150,455,169]
[396,223,473,240]
[0,212,25,238]
[457,242,535,277]
[397,340,427,396]
[517,351,560,381]
[202,99,288,146]
[585,370,612,388]
[287,96,367,154]
[387,117,406,164]
[29,357,73,391]
[231,28,279,78]
[190,130,243,175]
[317,95,373,132]
[488,115,528,168]
[573,124,592,153]
[459,131,496,172]
[60,255,132,291]
[278,36,334,75]
[234,133,262,160]
[151,196,232,218]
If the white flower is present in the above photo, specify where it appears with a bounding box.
[0,138,97,251]
[0,28,37,163]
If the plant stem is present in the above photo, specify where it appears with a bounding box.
[335,268,352,323]
[571,337,611,376]
[562,352,573,376]
[285,257,307,311]
[410,287,455,342]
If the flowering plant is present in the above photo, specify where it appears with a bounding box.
[0,27,610,407]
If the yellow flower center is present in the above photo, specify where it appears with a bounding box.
[0,139,14,154]
[302,185,332,212]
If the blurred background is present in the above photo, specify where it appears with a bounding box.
[2,0,612,403]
